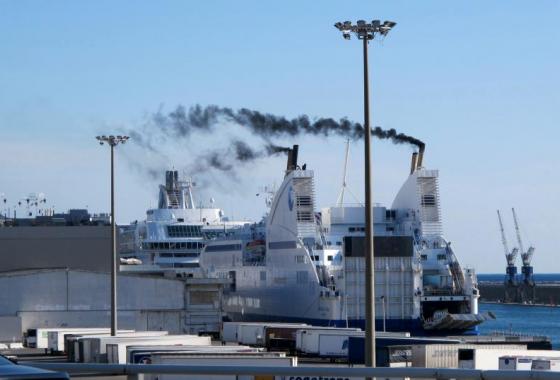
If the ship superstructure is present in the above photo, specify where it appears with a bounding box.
[198,145,493,334]
[120,170,246,272]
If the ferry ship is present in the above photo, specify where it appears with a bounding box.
[119,170,246,272]
[198,145,494,334]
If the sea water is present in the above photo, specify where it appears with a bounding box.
[479,302,560,348]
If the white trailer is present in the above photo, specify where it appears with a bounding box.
[499,356,534,370]
[48,328,135,353]
[106,336,212,364]
[27,327,114,349]
[237,323,308,346]
[67,331,167,362]
[221,322,307,344]
[500,355,560,371]
[79,332,173,363]
[147,354,297,380]
[295,328,362,357]
[532,358,560,371]
[459,349,560,370]
[412,344,527,368]
[126,344,261,364]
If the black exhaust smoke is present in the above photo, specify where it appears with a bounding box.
[128,104,424,176]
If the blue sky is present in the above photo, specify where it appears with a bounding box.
[1,1,559,273]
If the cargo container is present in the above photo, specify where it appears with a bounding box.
[106,336,211,364]
[532,358,560,371]
[499,355,560,371]
[48,328,134,353]
[127,345,261,364]
[237,323,308,346]
[79,332,182,363]
[221,322,308,345]
[66,332,154,362]
[146,354,297,380]
[296,328,363,357]
[26,327,113,349]
[499,356,534,370]
[459,349,560,370]
[412,344,527,368]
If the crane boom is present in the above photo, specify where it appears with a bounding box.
[512,207,525,255]
[497,210,509,257]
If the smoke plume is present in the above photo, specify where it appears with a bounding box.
[150,104,424,148]
[127,104,424,178]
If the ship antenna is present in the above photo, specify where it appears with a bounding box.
[336,139,350,206]
[335,140,363,206]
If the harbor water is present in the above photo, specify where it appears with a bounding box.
[479,302,560,348]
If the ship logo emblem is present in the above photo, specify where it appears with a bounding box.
[288,186,294,211]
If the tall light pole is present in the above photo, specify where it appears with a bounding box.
[334,19,396,371]
[96,135,129,336]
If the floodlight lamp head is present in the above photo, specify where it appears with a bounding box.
[334,22,343,30]
[343,31,351,40]
[383,20,397,28]
[357,20,366,26]
[371,20,381,28]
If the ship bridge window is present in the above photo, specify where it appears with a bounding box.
[420,254,428,260]
[437,254,447,261]
[421,194,436,206]
[385,209,396,219]
[167,225,202,238]
[205,244,242,252]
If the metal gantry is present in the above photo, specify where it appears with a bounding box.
[95,135,129,336]
[334,19,396,372]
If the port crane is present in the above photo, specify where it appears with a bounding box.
[512,208,535,286]
[497,209,518,285]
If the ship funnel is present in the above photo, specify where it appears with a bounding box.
[285,144,299,173]
[410,152,418,175]
[416,144,425,169]
[165,170,179,190]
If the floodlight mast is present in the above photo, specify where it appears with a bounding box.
[95,134,129,336]
[334,19,396,374]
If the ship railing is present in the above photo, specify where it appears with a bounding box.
[25,362,559,380]
[422,288,465,296]
[489,330,549,340]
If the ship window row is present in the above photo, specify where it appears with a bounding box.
[205,244,242,252]
[158,252,198,258]
[421,194,436,206]
[348,227,365,232]
[326,241,342,246]
[143,242,205,250]
[296,211,314,222]
[159,262,198,268]
[167,225,203,238]
[296,195,312,206]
